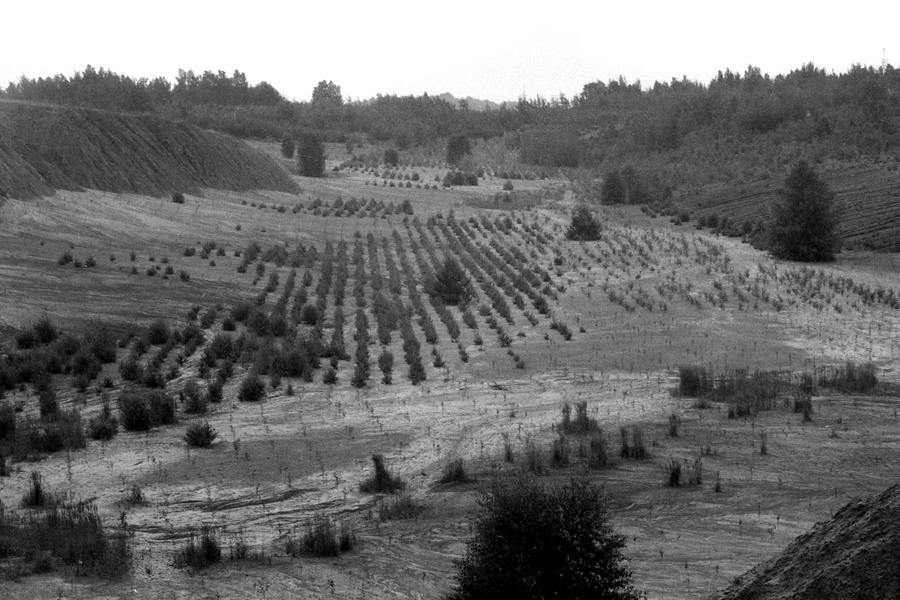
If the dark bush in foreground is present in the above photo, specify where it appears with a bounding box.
[359,454,405,493]
[450,477,638,600]
[184,422,217,448]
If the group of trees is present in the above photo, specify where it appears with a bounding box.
[6,62,900,176]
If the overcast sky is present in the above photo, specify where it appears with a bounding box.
[2,0,898,103]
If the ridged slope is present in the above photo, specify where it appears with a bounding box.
[720,484,900,600]
[0,101,298,199]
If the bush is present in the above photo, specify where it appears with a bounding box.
[378,492,421,521]
[171,192,185,204]
[427,257,472,306]
[619,426,648,459]
[2,497,131,576]
[297,133,325,177]
[566,205,602,241]
[88,402,119,441]
[677,365,713,397]
[322,366,338,385]
[383,148,399,166]
[181,380,207,414]
[39,388,59,419]
[286,516,353,557]
[147,319,170,345]
[359,454,405,493]
[184,422,218,448]
[299,303,321,325]
[174,526,221,570]
[118,390,176,431]
[818,361,878,393]
[559,401,599,434]
[438,458,471,484]
[450,477,638,600]
[280,136,295,159]
[238,372,266,402]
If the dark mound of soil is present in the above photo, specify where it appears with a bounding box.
[719,484,900,600]
[0,100,298,199]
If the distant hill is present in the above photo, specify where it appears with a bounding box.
[720,484,900,599]
[0,100,299,200]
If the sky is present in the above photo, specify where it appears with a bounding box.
[2,0,898,103]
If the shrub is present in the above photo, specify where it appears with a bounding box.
[2,497,131,576]
[207,379,223,403]
[449,477,638,600]
[118,390,176,431]
[818,361,878,393]
[566,205,602,241]
[427,256,472,306]
[359,454,405,493]
[297,133,325,177]
[383,148,399,166]
[438,458,470,484]
[171,192,185,204]
[280,136,295,159]
[299,303,321,325]
[322,366,338,384]
[619,426,648,459]
[39,388,59,419]
[586,431,609,469]
[502,180,514,191]
[378,492,421,521]
[181,380,207,414]
[147,319,170,345]
[238,372,266,402]
[184,422,217,448]
[88,402,119,441]
[559,401,599,434]
[677,365,713,397]
[174,526,221,570]
[22,471,55,508]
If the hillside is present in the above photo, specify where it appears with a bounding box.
[720,484,900,600]
[679,160,900,251]
[0,100,299,199]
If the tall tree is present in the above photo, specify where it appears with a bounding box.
[311,80,342,107]
[297,134,325,177]
[770,160,839,261]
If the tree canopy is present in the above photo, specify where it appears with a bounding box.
[451,477,638,600]
[769,160,839,261]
